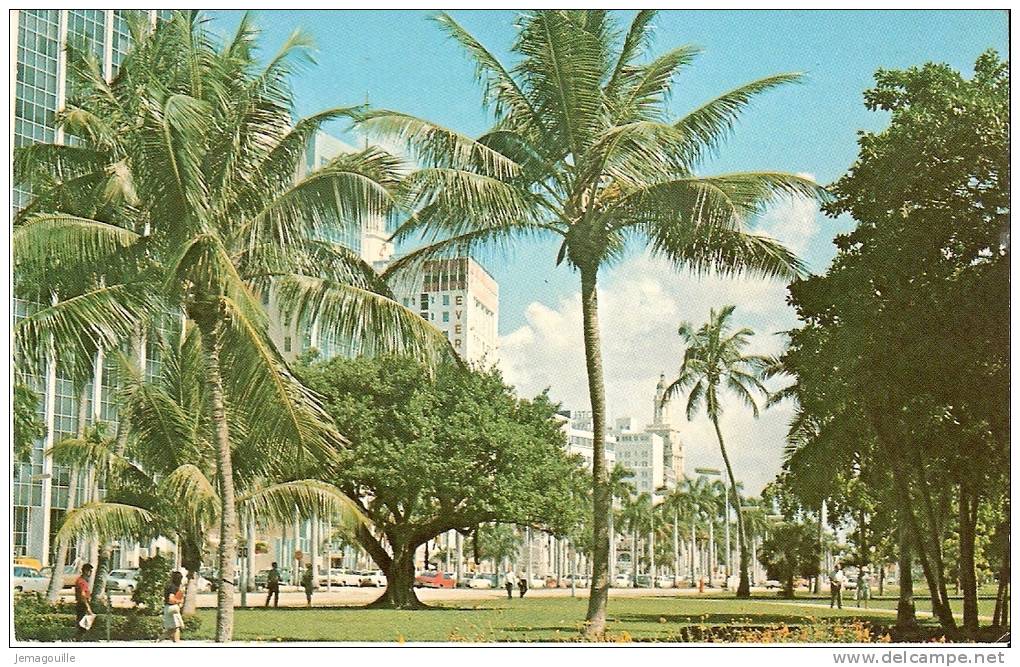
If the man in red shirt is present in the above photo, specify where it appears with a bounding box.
[74,564,94,639]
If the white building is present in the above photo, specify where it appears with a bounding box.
[613,431,665,497]
[556,410,617,471]
[392,256,499,366]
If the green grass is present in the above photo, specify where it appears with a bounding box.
[190,596,907,642]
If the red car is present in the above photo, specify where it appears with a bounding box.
[415,570,455,589]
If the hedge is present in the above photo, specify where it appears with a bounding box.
[14,593,202,642]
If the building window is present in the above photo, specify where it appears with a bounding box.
[284,337,292,353]
[442,311,449,323]
[442,294,450,306]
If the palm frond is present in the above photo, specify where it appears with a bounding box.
[55,502,160,545]
[673,73,803,165]
[238,480,366,531]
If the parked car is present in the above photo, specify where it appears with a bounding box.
[358,570,386,587]
[14,556,43,571]
[13,566,48,594]
[106,569,140,595]
[528,575,546,589]
[763,579,782,590]
[635,574,652,588]
[415,570,454,589]
[319,568,355,587]
[184,571,214,593]
[612,573,632,588]
[467,573,498,589]
[39,564,79,589]
[559,574,589,588]
[655,575,675,589]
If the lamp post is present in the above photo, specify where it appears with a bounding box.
[696,468,728,585]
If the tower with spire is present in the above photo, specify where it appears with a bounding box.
[647,373,685,487]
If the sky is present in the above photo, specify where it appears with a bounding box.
[207,9,1007,493]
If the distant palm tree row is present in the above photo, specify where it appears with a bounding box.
[12,10,821,641]
[611,468,772,588]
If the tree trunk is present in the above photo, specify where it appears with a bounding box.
[580,267,610,638]
[181,540,203,616]
[92,542,111,600]
[47,384,90,603]
[895,512,918,630]
[200,320,238,643]
[712,416,750,598]
[372,543,425,609]
[631,526,638,586]
[673,510,680,585]
[958,484,980,635]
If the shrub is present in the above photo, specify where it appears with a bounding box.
[132,554,173,613]
[14,593,202,642]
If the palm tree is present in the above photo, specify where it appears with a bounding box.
[14,14,448,641]
[366,9,820,635]
[50,326,362,615]
[663,305,770,597]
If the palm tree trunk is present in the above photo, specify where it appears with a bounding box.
[580,267,610,637]
[200,320,238,643]
[711,415,750,598]
[46,384,89,603]
[673,510,680,585]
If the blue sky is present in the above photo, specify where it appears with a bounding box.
[206,10,1007,491]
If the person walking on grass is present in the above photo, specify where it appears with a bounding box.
[73,564,94,640]
[504,572,515,599]
[265,562,281,608]
[830,563,846,609]
[302,564,315,607]
[160,571,185,642]
[518,574,528,599]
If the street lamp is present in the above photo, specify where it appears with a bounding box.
[695,467,729,584]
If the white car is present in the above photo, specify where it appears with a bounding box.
[13,566,48,594]
[613,574,632,588]
[468,573,498,589]
[358,570,386,587]
[106,569,139,595]
[186,572,214,592]
[655,575,675,589]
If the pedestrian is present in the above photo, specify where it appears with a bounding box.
[517,573,528,599]
[73,564,94,640]
[504,572,515,599]
[830,563,845,609]
[265,561,281,608]
[160,571,185,642]
[857,567,872,609]
[301,564,315,607]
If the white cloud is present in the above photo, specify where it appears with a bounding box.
[498,252,808,495]
[755,195,822,257]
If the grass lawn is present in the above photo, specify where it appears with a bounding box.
[190,596,908,642]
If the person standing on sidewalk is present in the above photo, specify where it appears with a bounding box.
[73,564,94,640]
[301,564,315,607]
[830,563,846,609]
[265,562,281,608]
[517,573,528,599]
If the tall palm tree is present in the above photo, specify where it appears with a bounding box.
[663,305,770,597]
[13,13,448,641]
[366,9,821,635]
[50,326,362,615]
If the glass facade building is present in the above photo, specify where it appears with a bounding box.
[11,10,172,564]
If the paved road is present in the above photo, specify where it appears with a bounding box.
[68,584,775,609]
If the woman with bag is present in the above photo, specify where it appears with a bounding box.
[160,571,185,642]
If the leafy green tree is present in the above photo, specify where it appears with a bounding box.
[299,355,586,608]
[782,51,1008,636]
[365,9,822,635]
[13,13,447,640]
[464,523,522,570]
[758,521,820,598]
[663,305,769,597]
[13,383,45,465]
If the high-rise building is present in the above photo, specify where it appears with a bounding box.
[391,256,499,366]
[608,375,687,498]
[11,10,175,565]
[267,130,397,363]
